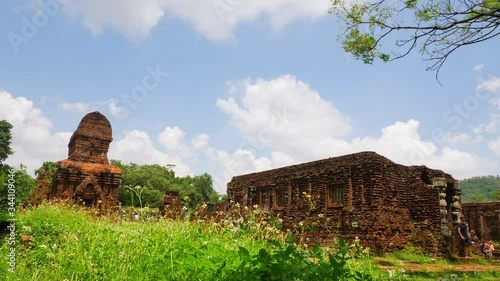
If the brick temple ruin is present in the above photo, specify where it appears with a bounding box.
[462,201,500,243]
[226,151,463,255]
[47,111,122,210]
[158,190,184,219]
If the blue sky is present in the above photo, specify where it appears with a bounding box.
[1,0,499,194]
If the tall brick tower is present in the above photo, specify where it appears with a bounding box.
[49,112,121,210]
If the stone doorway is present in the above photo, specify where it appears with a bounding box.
[82,184,97,207]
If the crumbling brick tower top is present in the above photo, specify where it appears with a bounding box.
[68,111,113,164]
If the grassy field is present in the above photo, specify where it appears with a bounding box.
[1,202,498,280]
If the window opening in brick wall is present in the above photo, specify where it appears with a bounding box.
[274,190,287,209]
[206,203,215,213]
[327,184,345,207]
[249,188,258,207]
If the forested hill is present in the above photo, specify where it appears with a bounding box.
[459,175,500,202]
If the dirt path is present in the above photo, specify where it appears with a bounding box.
[374,258,500,273]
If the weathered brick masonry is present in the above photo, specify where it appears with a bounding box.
[227,151,461,255]
[49,112,121,210]
[462,201,500,242]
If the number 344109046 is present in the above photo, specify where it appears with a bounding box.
[7,170,15,216]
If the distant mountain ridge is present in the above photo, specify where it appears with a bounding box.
[459,175,500,202]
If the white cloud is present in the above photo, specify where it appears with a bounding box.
[216,75,352,161]
[60,0,165,41]
[440,132,475,145]
[108,129,194,177]
[3,83,499,195]
[210,76,499,188]
[59,98,127,118]
[107,98,126,118]
[0,91,71,174]
[476,76,500,93]
[60,102,90,113]
[473,64,484,72]
[488,137,500,157]
[1,91,197,180]
[50,0,330,41]
[473,113,500,135]
[492,98,500,109]
[191,134,210,149]
[158,126,186,151]
[158,126,194,160]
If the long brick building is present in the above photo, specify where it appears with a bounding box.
[227,151,462,255]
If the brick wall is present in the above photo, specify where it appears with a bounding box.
[227,151,458,255]
[462,201,500,242]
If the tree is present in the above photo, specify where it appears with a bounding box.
[330,0,500,79]
[112,161,221,208]
[0,164,36,222]
[460,175,500,202]
[0,120,14,165]
[35,161,57,176]
[493,189,500,200]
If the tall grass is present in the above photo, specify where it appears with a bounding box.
[1,202,379,280]
[1,202,498,280]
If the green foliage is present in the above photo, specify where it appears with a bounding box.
[342,28,385,64]
[330,0,500,75]
[111,161,220,208]
[0,164,36,223]
[34,161,57,176]
[460,175,500,202]
[0,120,14,165]
[3,203,500,280]
[233,238,372,281]
[0,202,380,281]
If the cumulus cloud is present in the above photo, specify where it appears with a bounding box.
[60,102,91,113]
[440,132,476,145]
[476,76,500,93]
[59,98,127,118]
[107,98,126,118]
[108,129,193,177]
[209,76,499,188]
[47,0,330,41]
[473,76,500,135]
[488,137,500,157]
[60,0,165,41]
[216,75,352,161]
[0,91,71,174]
[1,91,197,180]
[191,134,210,149]
[3,78,499,194]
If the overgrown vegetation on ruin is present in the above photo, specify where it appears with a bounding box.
[1,202,499,281]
